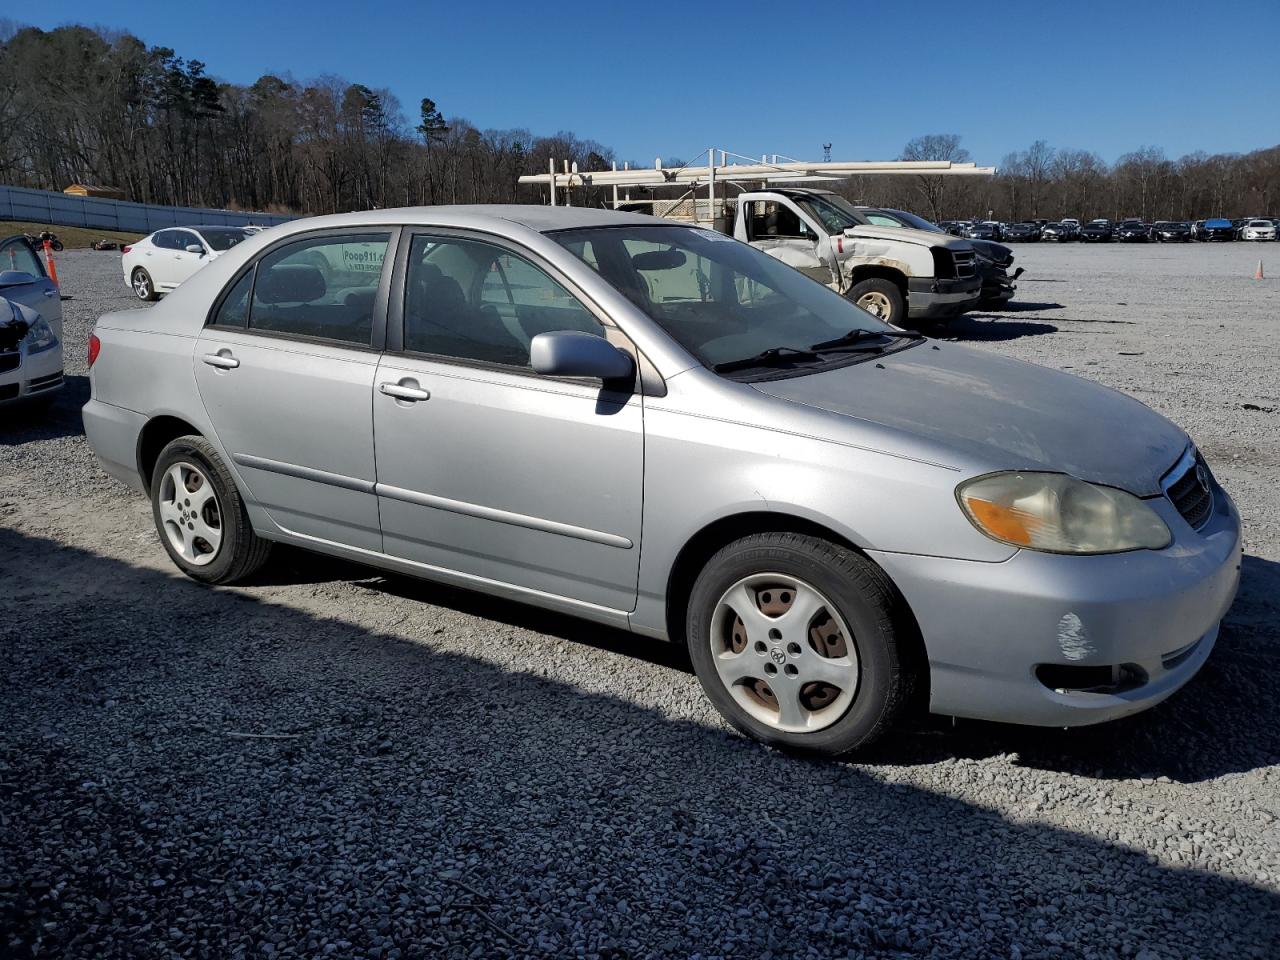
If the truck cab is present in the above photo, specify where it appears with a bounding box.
[731,188,981,326]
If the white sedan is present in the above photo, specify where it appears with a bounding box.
[122,226,253,301]
[1241,219,1276,241]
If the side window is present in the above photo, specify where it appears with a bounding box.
[0,238,45,277]
[152,230,178,250]
[211,270,253,328]
[247,233,389,346]
[749,201,810,240]
[174,231,201,252]
[404,236,604,367]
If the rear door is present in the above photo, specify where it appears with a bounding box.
[194,229,397,551]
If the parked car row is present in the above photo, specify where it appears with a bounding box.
[942,216,1280,242]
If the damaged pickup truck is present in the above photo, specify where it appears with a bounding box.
[730,189,982,327]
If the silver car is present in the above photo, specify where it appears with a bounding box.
[83,206,1241,755]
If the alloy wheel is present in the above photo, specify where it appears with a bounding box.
[157,462,222,565]
[709,573,859,733]
[133,271,152,300]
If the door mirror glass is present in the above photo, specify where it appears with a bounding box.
[0,270,38,287]
[530,331,634,381]
[186,244,205,255]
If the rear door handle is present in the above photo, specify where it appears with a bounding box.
[202,352,239,369]
[43,288,56,297]
[379,381,430,402]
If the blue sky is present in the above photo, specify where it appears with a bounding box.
[27,0,1280,167]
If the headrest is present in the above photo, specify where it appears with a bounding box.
[257,264,326,304]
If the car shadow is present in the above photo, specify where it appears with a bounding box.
[978,300,1065,313]
[0,373,87,445]
[235,532,1279,784]
[938,315,1059,341]
[2,525,1277,956]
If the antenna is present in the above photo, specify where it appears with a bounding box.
[822,143,832,162]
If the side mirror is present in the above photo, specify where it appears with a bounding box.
[530,331,634,382]
[0,270,38,287]
[186,244,205,255]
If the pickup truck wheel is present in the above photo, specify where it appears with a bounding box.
[686,532,918,756]
[151,436,271,584]
[847,279,904,326]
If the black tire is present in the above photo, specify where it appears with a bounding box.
[132,267,159,302]
[685,532,920,757]
[845,278,906,327]
[50,239,64,252]
[151,435,271,584]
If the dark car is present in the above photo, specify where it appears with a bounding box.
[1152,221,1193,242]
[1040,222,1079,241]
[1080,221,1114,242]
[961,222,1000,241]
[1116,220,1150,242]
[1200,218,1235,241]
[880,208,1022,308]
[1003,222,1042,242]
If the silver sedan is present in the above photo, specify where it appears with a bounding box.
[83,206,1241,755]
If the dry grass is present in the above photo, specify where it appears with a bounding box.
[0,220,144,249]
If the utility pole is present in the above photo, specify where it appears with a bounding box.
[823,143,832,163]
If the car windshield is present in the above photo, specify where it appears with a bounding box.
[198,228,251,251]
[790,194,864,234]
[882,209,946,234]
[551,224,894,373]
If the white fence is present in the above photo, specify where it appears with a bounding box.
[0,185,296,234]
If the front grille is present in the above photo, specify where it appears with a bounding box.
[952,250,977,279]
[0,350,19,374]
[1163,449,1214,530]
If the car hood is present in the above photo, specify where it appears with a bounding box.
[844,224,971,251]
[751,342,1187,496]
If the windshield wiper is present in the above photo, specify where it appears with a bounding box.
[713,346,824,374]
[808,328,924,352]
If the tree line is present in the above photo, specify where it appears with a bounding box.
[1,24,1276,224]
[0,23,613,214]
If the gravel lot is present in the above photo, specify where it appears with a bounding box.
[2,244,1278,959]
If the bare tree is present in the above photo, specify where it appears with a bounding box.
[900,134,971,221]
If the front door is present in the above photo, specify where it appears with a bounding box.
[743,199,831,284]
[193,230,395,551]
[373,232,643,613]
[0,236,62,325]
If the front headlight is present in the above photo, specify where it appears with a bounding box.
[957,472,1171,554]
[23,317,58,354]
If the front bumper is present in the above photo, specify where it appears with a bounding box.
[906,276,982,319]
[0,344,63,405]
[869,480,1242,727]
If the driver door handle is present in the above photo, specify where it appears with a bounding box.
[379,381,430,402]
[202,353,239,369]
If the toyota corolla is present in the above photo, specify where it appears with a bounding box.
[83,206,1241,756]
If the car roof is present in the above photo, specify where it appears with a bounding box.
[244,205,665,237]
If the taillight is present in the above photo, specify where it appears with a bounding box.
[88,333,101,368]
[121,245,131,254]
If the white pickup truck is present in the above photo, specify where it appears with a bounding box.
[729,188,981,326]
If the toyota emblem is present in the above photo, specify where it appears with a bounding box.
[770,649,786,665]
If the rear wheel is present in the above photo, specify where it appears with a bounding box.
[686,532,919,756]
[131,267,158,302]
[151,436,271,584]
[846,278,905,326]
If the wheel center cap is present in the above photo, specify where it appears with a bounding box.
[769,648,786,665]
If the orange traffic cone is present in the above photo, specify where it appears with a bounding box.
[41,239,59,285]
[1256,260,1265,281]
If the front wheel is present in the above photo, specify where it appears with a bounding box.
[131,267,158,301]
[846,278,905,326]
[686,532,919,756]
[151,435,271,584]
